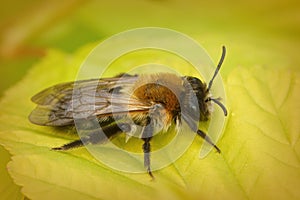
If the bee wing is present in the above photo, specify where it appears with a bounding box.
[29,76,152,126]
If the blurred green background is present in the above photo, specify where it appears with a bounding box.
[0,0,299,199]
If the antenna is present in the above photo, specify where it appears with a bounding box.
[210,98,228,116]
[207,46,226,91]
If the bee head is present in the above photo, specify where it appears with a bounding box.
[182,46,227,121]
[183,76,211,121]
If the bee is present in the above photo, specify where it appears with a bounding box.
[29,46,227,178]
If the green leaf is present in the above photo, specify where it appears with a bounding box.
[224,67,300,199]
[0,44,299,200]
[0,145,23,199]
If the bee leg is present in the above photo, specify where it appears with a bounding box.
[142,120,154,179]
[52,139,84,150]
[197,130,221,153]
[142,137,154,179]
[52,123,131,151]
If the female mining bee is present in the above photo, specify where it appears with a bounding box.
[29,46,227,178]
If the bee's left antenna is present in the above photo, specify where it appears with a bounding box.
[207,46,226,91]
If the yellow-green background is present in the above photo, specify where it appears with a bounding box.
[0,0,299,199]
